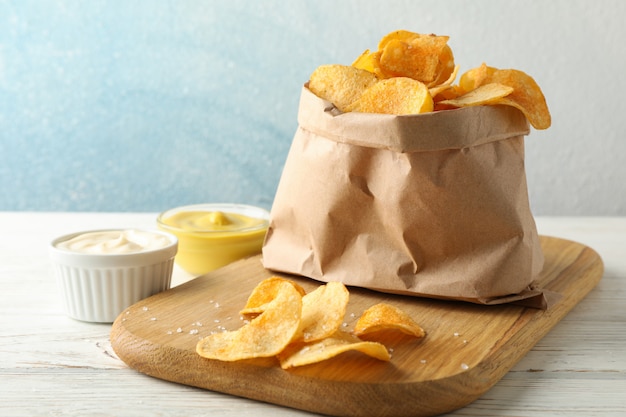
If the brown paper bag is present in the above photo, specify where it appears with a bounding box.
[262,86,546,307]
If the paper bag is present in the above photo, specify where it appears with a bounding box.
[262,86,546,306]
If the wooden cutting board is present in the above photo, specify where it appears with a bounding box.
[110,236,603,417]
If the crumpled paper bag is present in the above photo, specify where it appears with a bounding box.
[262,86,546,307]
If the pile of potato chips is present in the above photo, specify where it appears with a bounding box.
[196,276,425,369]
[308,30,551,130]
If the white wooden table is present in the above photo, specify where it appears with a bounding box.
[1,212,624,416]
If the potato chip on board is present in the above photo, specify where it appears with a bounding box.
[196,281,302,361]
[347,77,433,115]
[308,64,378,112]
[354,303,426,338]
[295,282,349,343]
[278,331,391,369]
[240,276,306,316]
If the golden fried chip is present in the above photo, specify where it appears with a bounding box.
[294,282,349,343]
[486,68,551,129]
[352,50,387,79]
[308,64,378,112]
[353,303,426,338]
[429,44,456,88]
[438,83,514,107]
[433,86,463,111]
[458,63,496,94]
[429,64,459,97]
[278,331,391,369]
[377,29,421,50]
[347,77,433,115]
[379,34,449,84]
[352,49,374,73]
[196,281,302,361]
[240,276,306,316]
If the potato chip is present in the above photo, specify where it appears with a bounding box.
[308,64,378,112]
[278,331,391,369]
[378,34,449,84]
[352,49,374,73]
[484,68,551,129]
[438,83,514,108]
[353,303,426,338]
[347,77,433,115]
[458,63,496,94]
[377,29,421,50]
[308,30,551,127]
[196,280,302,361]
[352,49,387,79]
[429,44,456,88]
[240,276,306,316]
[428,64,460,98]
[294,282,349,343]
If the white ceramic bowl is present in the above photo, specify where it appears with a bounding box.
[49,229,178,323]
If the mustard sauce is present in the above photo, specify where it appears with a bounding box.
[160,210,267,233]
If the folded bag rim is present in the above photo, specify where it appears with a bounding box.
[297,85,531,153]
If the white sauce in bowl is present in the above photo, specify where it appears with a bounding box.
[56,229,172,254]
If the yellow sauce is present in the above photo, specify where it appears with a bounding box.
[157,208,269,275]
[161,211,267,233]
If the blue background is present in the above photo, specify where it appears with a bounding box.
[2,0,625,215]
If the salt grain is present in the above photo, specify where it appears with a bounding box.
[189,329,199,335]
[461,363,469,370]
[453,332,460,337]
[176,327,183,333]
[142,306,149,311]
[420,359,427,364]
[150,317,157,321]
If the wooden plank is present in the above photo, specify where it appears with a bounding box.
[110,236,603,417]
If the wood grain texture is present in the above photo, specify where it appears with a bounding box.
[110,236,602,417]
